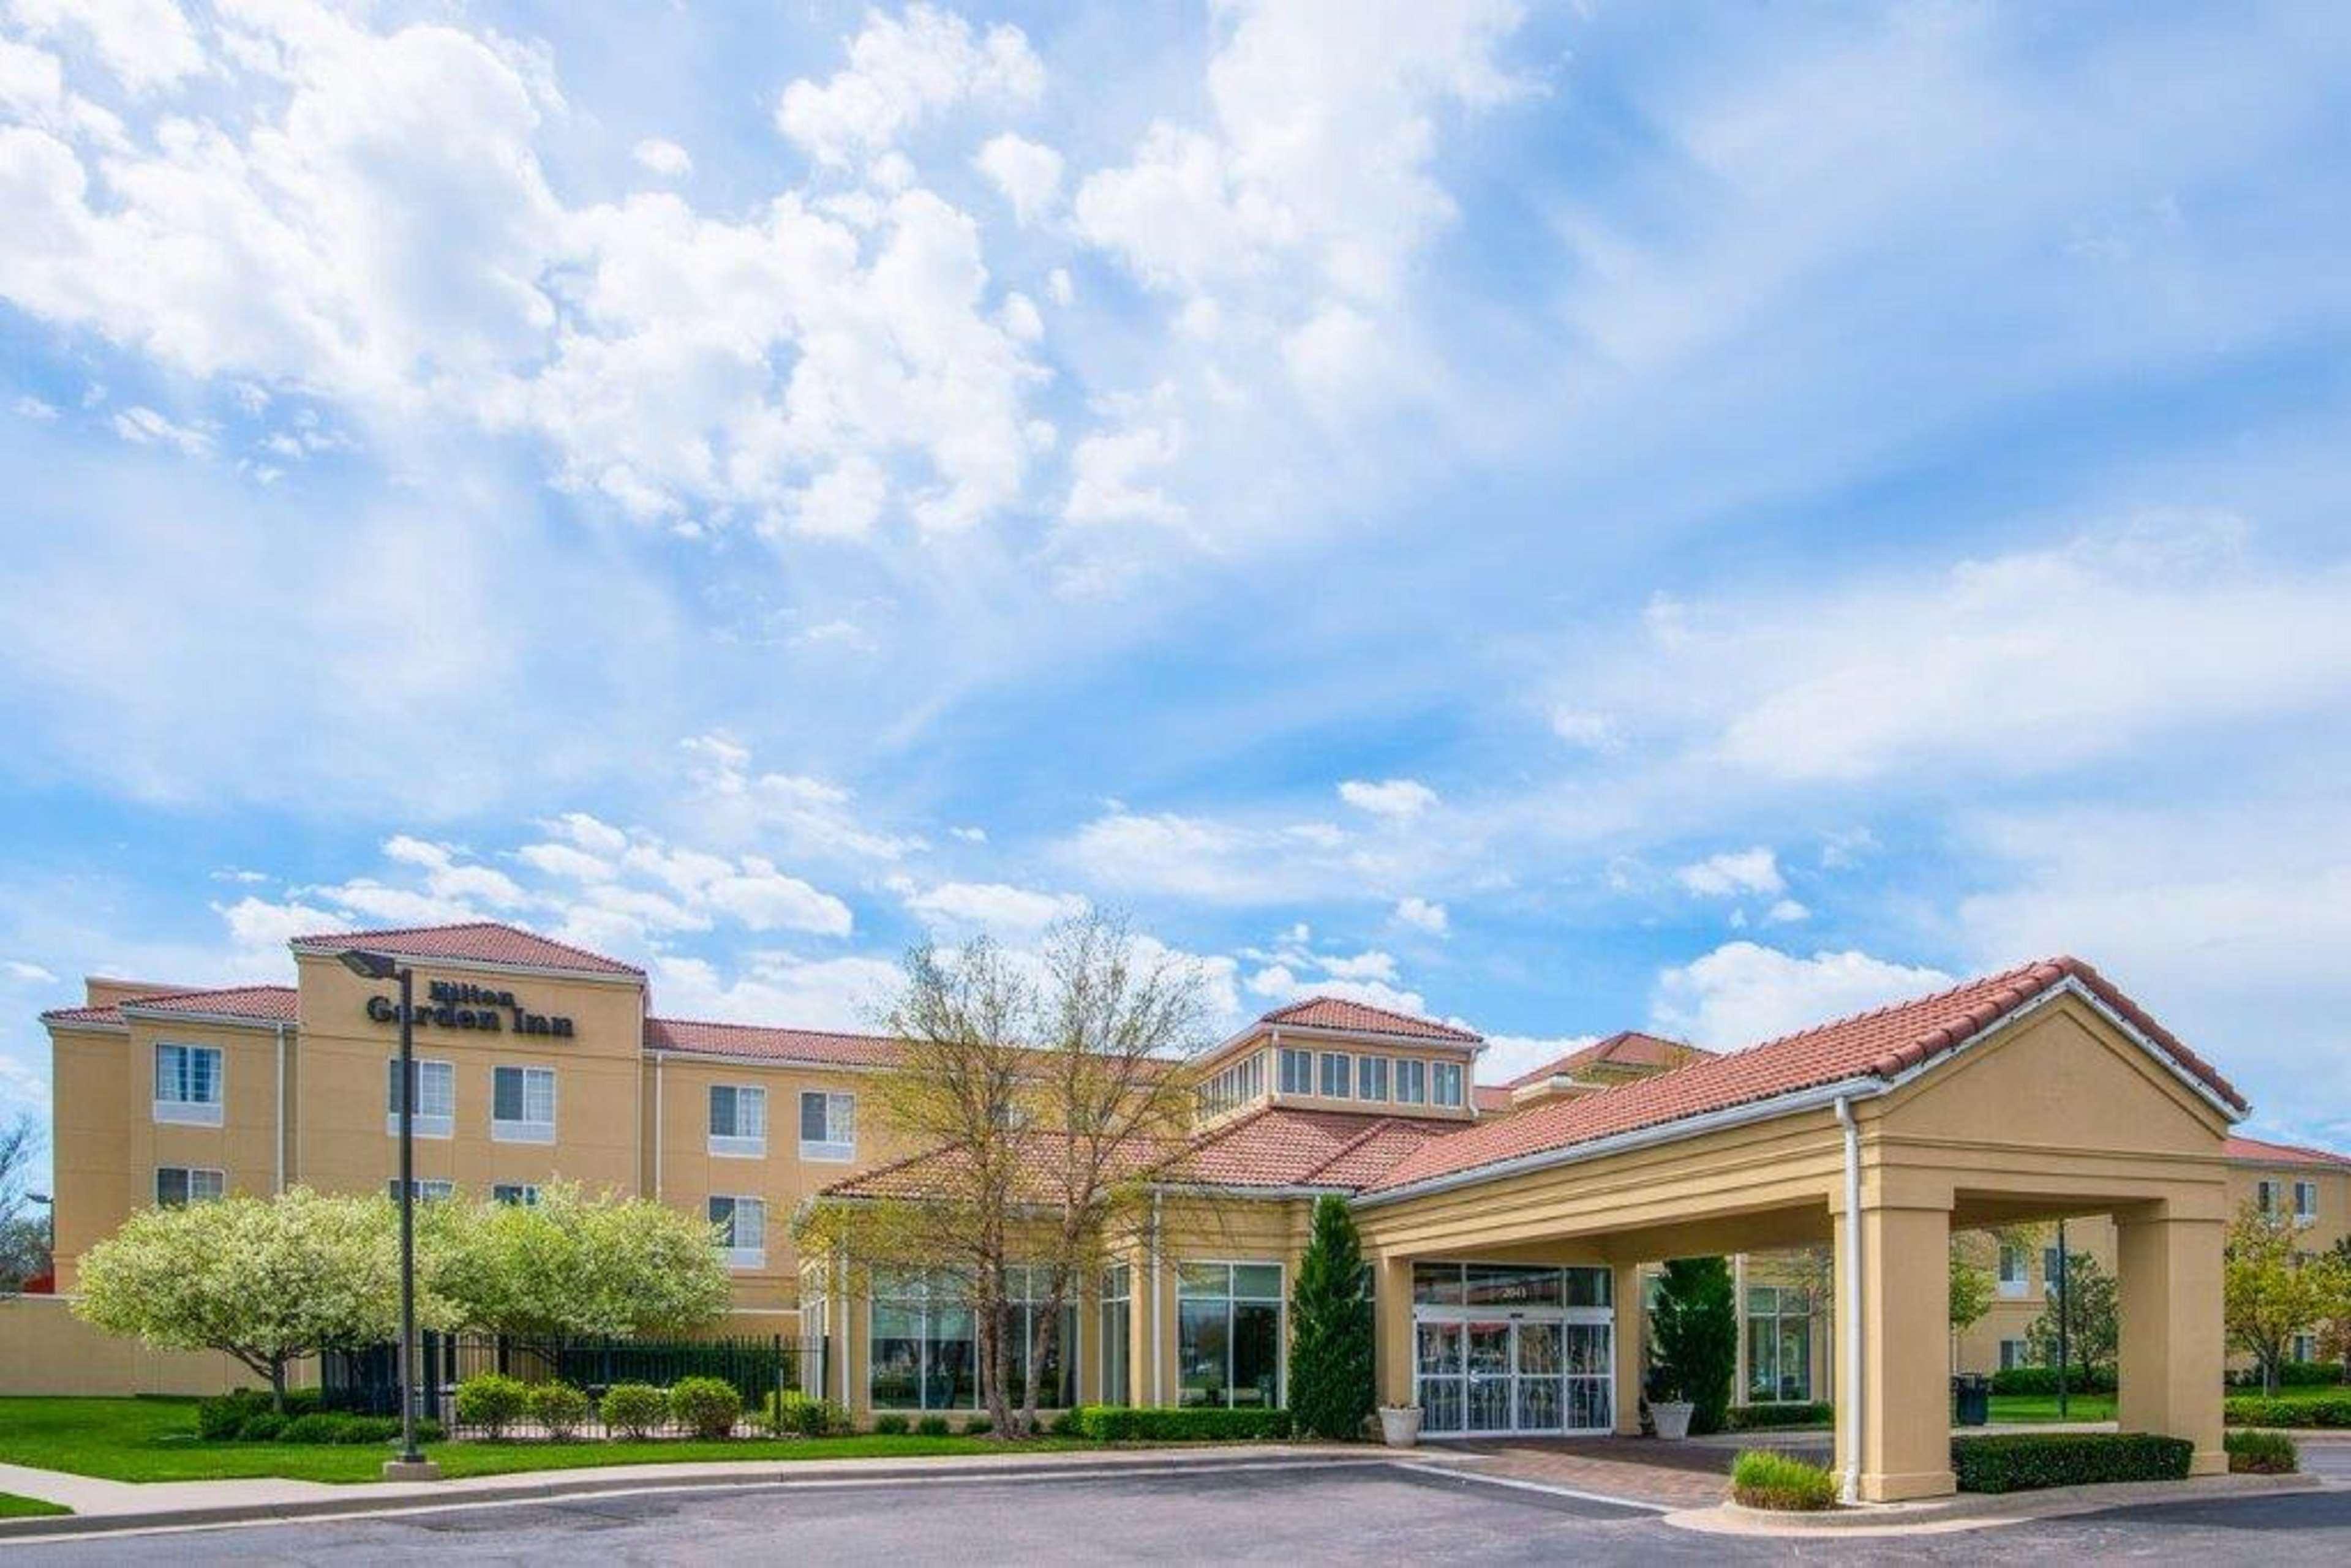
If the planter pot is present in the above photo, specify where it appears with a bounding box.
[1379,1406,1423,1449]
[1651,1401,1695,1441]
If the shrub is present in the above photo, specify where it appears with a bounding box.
[1071,1406,1292,1442]
[527,1381,592,1441]
[669,1377,743,1439]
[1047,1409,1080,1437]
[1288,1196,1375,1441]
[198,1387,324,1439]
[1988,1365,2117,1397]
[1725,1402,1834,1431]
[2228,1360,2345,1389]
[454,1373,531,1438]
[871,1413,911,1435]
[2224,1395,2351,1428]
[601,1382,669,1439]
[1730,1449,1838,1510]
[2224,1429,2298,1474]
[1951,1433,2192,1493]
[236,1412,289,1442]
[963,1416,993,1436]
[915,1415,952,1438]
[1649,1258,1737,1435]
[282,1412,352,1444]
[764,1390,851,1438]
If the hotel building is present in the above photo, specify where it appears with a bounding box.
[16,918,2341,1501]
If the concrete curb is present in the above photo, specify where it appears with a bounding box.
[1663,1470,2324,1538]
[0,1449,1418,1544]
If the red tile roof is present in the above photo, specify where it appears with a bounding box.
[42,984,298,1027]
[1370,956,2245,1195]
[644,1016,903,1067]
[1472,1084,1515,1114]
[1502,1030,1710,1089]
[289,921,644,977]
[2224,1135,2351,1168]
[1258,996,1482,1043]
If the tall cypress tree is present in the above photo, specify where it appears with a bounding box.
[1289,1195,1375,1439]
[1649,1256,1738,1434]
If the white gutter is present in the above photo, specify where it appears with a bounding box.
[1837,1093,1863,1507]
[274,1022,289,1194]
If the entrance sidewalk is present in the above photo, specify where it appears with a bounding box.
[0,1444,1435,1542]
[1668,1469,2323,1537]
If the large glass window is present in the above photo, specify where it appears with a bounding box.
[1177,1261,1283,1409]
[709,1084,767,1157]
[1432,1062,1464,1107]
[800,1091,856,1161]
[491,1065,555,1142]
[870,1270,977,1411]
[1395,1058,1427,1105]
[1278,1048,1313,1095]
[1003,1266,1080,1408]
[1744,1285,1813,1402]
[491,1184,540,1206]
[1101,1264,1132,1406]
[155,1166,224,1206]
[1357,1056,1390,1102]
[708,1195,766,1269]
[153,1043,223,1125]
[385,1059,455,1138]
[1317,1052,1351,1099]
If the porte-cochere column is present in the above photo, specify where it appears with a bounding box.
[2116,1207,2227,1476]
[1835,1196,1954,1501]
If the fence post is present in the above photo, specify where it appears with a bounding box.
[774,1334,786,1424]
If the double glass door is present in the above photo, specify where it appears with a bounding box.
[1416,1316,1611,1436]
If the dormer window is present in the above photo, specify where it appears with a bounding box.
[1318,1051,1352,1099]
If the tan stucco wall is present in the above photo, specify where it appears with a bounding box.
[0,1296,261,1397]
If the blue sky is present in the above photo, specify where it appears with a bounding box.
[3,1,2349,1186]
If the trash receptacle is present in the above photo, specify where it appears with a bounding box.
[1952,1373,1990,1427]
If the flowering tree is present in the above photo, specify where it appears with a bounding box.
[422,1182,732,1338]
[2225,1204,2331,1394]
[75,1188,420,1409]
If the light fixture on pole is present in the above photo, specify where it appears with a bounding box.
[340,947,440,1481]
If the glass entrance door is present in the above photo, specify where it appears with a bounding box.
[1514,1321,1563,1431]
[1415,1318,1610,1436]
[1464,1322,1513,1433]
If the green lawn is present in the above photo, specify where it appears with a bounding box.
[1986,1392,2118,1423]
[0,1493,73,1519]
[0,1398,1091,1485]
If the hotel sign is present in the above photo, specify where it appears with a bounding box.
[366,980,576,1038]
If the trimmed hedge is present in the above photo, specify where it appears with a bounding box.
[1730,1449,1838,1510]
[2224,1429,2298,1474]
[2228,1360,2346,1389]
[1071,1406,1293,1442]
[1951,1433,2192,1493]
[454,1373,530,1438]
[600,1382,668,1439]
[526,1381,592,1440]
[1725,1401,1833,1431]
[1987,1365,2117,1397]
[2224,1395,2351,1429]
[669,1376,743,1439]
[197,1392,442,1445]
[198,1388,323,1439]
[871,1413,911,1435]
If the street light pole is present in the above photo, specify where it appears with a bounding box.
[340,948,438,1481]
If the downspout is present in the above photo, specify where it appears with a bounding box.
[1150,1190,1164,1406]
[273,1022,288,1194]
[1836,1095,1863,1506]
[653,1052,665,1199]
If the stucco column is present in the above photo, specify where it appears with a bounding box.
[1611,1259,1644,1435]
[2116,1210,2226,1476]
[1375,1253,1413,1409]
[1856,1201,1954,1501]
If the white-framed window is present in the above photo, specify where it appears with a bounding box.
[153,1042,224,1125]
[155,1166,224,1206]
[1431,1061,1464,1108]
[1318,1051,1352,1099]
[1101,1262,1132,1407]
[385,1179,456,1202]
[492,1183,540,1206]
[2292,1331,2318,1364]
[799,1091,856,1161]
[1998,1244,2028,1298]
[1177,1261,1285,1409]
[1278,1048,1313,1095]
[385,1058,455,1139]
[1998,1338,2029,1371]
[2257,1178,2279,1215]
[709,1084,769,1157]
[2042,1247,2065,1296]
[491,1065,555,1143]
[709,1195,766,1270]
[2294,1180,2319,1225]
[1357,1055,1390,1102]
[1394,1058,1427,1105]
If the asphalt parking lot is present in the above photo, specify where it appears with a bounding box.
[9,1459,2350,1565]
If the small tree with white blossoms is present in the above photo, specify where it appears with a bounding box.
[75,1187,421,1410]
[422,1182,732,1339]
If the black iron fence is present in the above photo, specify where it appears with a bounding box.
[322,1332,829,1436]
